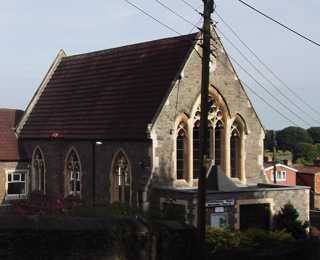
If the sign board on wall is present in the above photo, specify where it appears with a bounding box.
[206,199,235,207]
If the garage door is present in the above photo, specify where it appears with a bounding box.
[240,203,270,230]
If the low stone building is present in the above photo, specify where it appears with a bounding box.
[13,30,309,229]
[0,109,29,205]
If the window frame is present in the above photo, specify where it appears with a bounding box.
[32,147,46,193]
[111,150,132,205]
[276,170,287,181]
[65,148,82,196]
[5,169,28,199]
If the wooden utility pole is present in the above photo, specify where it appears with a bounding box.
[272,130,277,184]
[197,0,214,253]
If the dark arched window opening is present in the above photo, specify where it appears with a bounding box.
[177,129,186,180]
[112,152,131,204]
[231,131,240,178]
[193,122,200,179]
[193,121,213,179]
[214,121,223,166]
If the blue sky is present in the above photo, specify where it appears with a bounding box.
[0,0,319,130]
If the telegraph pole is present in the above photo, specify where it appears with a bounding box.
[197,0,214,254]
[272,130,277,184]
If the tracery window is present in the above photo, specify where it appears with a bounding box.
[32,148,46,192]
[66,150,81,194]
[191,96,224,179]
[177,128,186,180]
[112,152,131,204]
[193,121,213,179]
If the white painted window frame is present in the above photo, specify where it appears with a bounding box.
[276,170,287,181]
[5,169,29,200]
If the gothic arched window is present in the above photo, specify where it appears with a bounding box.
[230,128,241,178]
[214,120,224,166]
[112,152,131,204]
[65,149,82,195]
[177,129,186,180]
[32,148,46,193]
[192,121,200,179]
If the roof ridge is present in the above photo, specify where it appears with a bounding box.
[64,33,198,60]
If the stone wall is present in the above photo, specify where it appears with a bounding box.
[152,186,310,230]
[150,29,265,189]
[21,139,152,205]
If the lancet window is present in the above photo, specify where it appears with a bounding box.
[112,152,131,204]
[32,148,46,192]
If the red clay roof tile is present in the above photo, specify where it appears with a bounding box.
[0,109,24,160]
[20,33,198,139]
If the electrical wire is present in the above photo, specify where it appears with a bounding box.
[124,0,304,127]
[124,0,182,35]
[215,10,320,120]
[179,0,203,15]
[178,0,320,124]
[215,27,319,126]
[227,52,310,127]
[238,0,320,48]
[153,0,200,30]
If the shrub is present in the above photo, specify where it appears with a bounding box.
[205,228,294,256]
[205,228,240,254]
[239,228,294,249]
[273,203,309,239]
[11,191,82,215]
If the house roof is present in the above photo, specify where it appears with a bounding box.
[0,109,24,161]
[19,33,198,140]
[294,165,320,175]
[263,162,297,172]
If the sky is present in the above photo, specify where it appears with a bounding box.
[0,0,319,130]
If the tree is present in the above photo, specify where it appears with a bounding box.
[264,130,274,150]
[276,127,312,152]
[273,203,308,239]
[307,127,320,144]
[294,143,318,164]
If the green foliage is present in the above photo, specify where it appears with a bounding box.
[205,227,294,256]
[308,127,320,144]
[273,203,309,239]
[267,127,320,163]
[277,127,312,154]
[205,228,240,254]
[264,130,274,150]
[294,143,318,163]
[239,229,294,249]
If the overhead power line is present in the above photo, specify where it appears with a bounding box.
[238,0,320,48]
[226,52,310,127]
[215,27,318,126]
[153,0,200,30]
[215,10,320,121]
[124,0,182,35]
[124,0,304,127]
[179,0,203,15]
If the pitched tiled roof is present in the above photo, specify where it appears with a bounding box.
[20,33,198,139]
[294,165,320,175]
[0,109,24,161]
[263,162,297,172]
